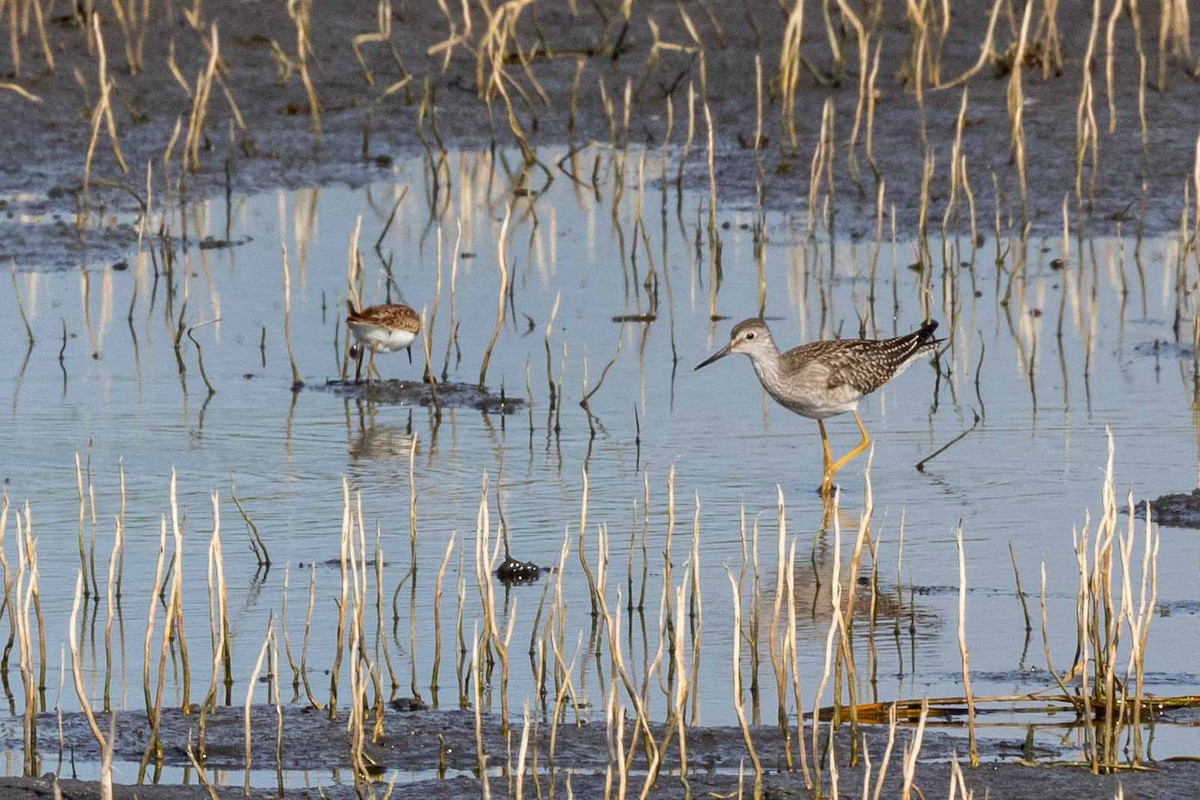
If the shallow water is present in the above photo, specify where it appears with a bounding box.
[1,147,1198,774]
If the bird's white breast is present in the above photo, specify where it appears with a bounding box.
[349,323,417,353]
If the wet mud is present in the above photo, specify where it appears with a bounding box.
[4,1,1199,270]
[10,705,1200,799]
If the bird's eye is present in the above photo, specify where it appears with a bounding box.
[745,332,756,340]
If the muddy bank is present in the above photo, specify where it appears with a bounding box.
[3,706,1198,798]
[3,1,1199,269]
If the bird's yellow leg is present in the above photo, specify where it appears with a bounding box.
[827,410,871,482]
[367,352,381,382]
[817,419,835,496]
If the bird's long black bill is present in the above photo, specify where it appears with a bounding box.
[694,345,730,371]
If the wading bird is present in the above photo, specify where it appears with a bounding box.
[346,302,421,383]
[695,318,942,496]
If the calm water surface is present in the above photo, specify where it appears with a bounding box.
[1,148,1198,769]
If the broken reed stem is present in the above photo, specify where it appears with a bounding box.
[726,569,763,800]
[1009,541,1033,632]
[198,492,226,758]
[243,614,275,795]
[10,266,33,345]
[183,25,220,174]
[287,0,322,145]
[281,241,303,389]
[69,571,112,797]
[1007,0,1034,219]
[479,201,512,389]
[82,11,129,217]
[430,534,456,698]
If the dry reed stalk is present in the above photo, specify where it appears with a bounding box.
[471,625,491,800]
[10,266,33,345]
[74,454,89,598]
[515,701,531,799]
[1157,0,1192,91]
[810,489,845,794]
[102,485,124,713]
[286,0,321,144]
[280,241,303,389]
[243,614,275,795]
[430,534,456,699]
[870,704,898,800]
[1124,500,1159,764]
[327,480,352,718]
[1075,0,1102,204]
[941,88,970,239]
[955,525,978,766]
[835,0,869,188]
[182,25,219,174]
[441,221,462,382]
[592,531,659,789]
[137,516,167,769]
[82,12,129,209]
[374,530,398,696]
[198,492,226,758]
[937,0,1003,88]
[726,569,762,799]
[784,541,812,788]
[778,0,805,154]
[11,502,37,775]
[168,471,191,711]
[474,476,515,735]
[1006,0,1034,217]
[479,201,512,389]
[68,572,112,798]
[899,699,928,800]
[671,585,691,797]
[1103,0,1123,132]
[766,487,791,765]
[1008,542,1033,632]
[962,155,979,247]
[351,0,396,85]
[299,564,318,708]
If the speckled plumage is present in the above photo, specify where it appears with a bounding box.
[346,303,420,350]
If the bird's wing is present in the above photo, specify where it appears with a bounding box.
[779,328,936,396]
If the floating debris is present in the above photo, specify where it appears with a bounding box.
[198,235,253,250]
[495,556,550,584]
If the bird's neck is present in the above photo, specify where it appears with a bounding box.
[748,347,783,387]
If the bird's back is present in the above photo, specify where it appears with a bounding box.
[777,321,941,396]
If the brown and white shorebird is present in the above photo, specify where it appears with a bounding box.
[346,302,421,383]
[695,318,942,496]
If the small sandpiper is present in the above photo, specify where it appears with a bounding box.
[695,318,942,496]
[346,302,421,383]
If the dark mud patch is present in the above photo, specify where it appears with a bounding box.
[5,706,1200,799]
[317,380,525,414]
[1136,489,1200,529]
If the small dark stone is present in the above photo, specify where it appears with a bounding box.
[1050,258,1065,270]
[390,696,429,712]
[112,261,128,271]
